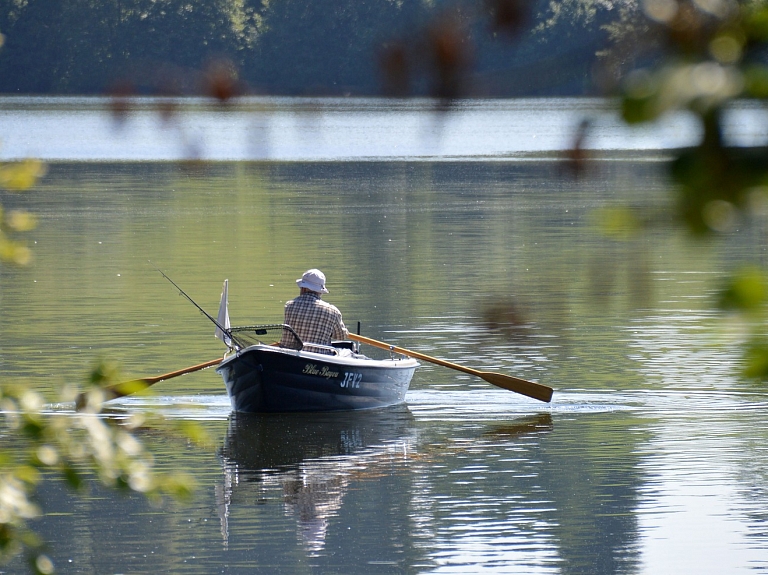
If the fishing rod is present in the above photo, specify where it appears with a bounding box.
[151,263,233,340]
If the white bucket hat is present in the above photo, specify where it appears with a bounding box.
[296,269,329,294]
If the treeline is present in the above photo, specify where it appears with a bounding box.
[0,0,617,96]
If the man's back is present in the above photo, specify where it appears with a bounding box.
[281,291,348,351]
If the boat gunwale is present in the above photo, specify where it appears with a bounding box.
[216,343,420,371]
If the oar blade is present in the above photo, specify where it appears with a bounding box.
[349,333,554,402]
[107,378,152,400]
[479,371,553,402]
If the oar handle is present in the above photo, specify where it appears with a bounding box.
[350,333,479,376]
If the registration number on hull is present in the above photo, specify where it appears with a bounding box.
[340,372,362,388]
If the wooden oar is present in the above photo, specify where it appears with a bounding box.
[75,357,223,409]
[349,333,553,403]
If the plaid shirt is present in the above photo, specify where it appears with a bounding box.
[280,292,348,353]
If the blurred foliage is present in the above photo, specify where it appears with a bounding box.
[0,160,47,191]
[616,0,768,234]
[599,0,768,377]
[0,361,206,573]
[718,266,768,378]
[591,206,645,239]
[0,160,46,265]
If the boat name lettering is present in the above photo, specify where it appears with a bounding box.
[302,363,340,379]
[340,372,362,389]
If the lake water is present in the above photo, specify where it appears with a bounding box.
[1,97,768,573]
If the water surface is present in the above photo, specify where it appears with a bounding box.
[1,98,767,573]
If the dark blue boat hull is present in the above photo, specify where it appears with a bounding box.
[216,345,418,413]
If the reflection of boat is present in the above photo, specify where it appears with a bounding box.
[218,405,416,474]
[215,406,417,553]
[216,336,419,413]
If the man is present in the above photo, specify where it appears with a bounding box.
[280,269,349,353]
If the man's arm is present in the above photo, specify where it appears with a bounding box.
[333,314,349,340]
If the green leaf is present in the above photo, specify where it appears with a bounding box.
[743,65,768,98]
[87,359,122,388]
[60,465,84,491]
[745,4,768,41]
[591,206,642,239]
[19,420,45,441]
[15,465,42,486]
[621,96,656,124]
[719,267,768,312]
[160,473,196,502]
[174,421,210,446]
[744,339,768,378]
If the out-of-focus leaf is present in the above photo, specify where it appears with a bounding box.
[743,64,768,97]
[428,14,472,102]
[0,452,13,468]
[14,465,41,486]
[60,464,84,491]
[114,475,131,491]
[379,42,410,97]
[111,379,151,397]
[592,206,642,238]
[718,267,767,311]
[33,446,59,468]
[666,2,709,53]
[702,199,737,231]
[174,420,210,446]
[6,211,37,232]
[621,68,659,123]
[622,95,656,123]
[159,473,196,502]
[671,141,767,233]
[623,63,743,123]
[203,58,242,102]
[19,420,45,441]
[87,359,122,388]
[744,4,768,40]
[0,160,47,191]
[709,34,743,64]
[0,239,32,265]
[486,0,531,35]
[743,339,768,378]
[32,553,54,575]
[0,524,15,550]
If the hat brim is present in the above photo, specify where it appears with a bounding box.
[296,279,329,294]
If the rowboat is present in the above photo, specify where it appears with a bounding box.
[215,331,419,413]
[213,281,419,413]
[75,273,551,413]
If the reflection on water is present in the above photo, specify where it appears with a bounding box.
[215,406,556,564]
[7,390,768,573]
[216,406,417,555]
